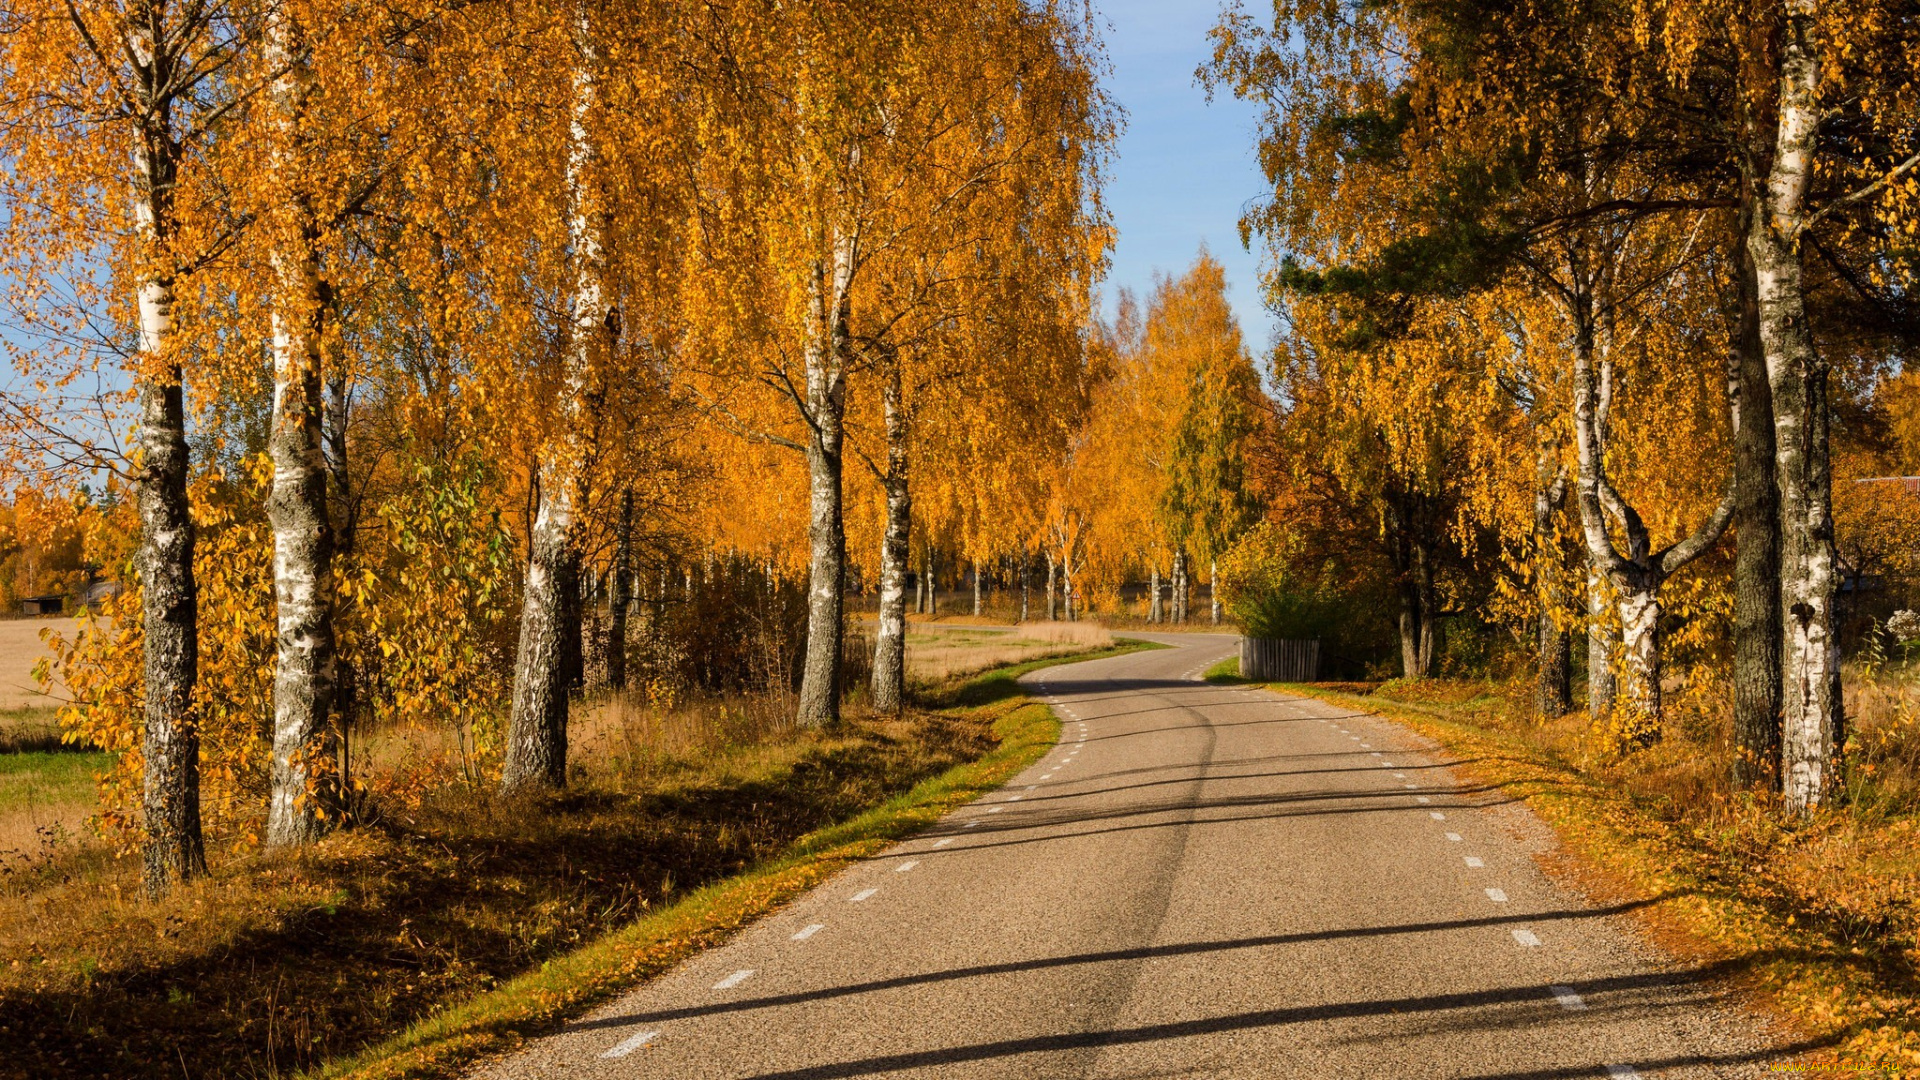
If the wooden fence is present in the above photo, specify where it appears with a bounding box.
[1240,637,1321,682]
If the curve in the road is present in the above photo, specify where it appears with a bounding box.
[472,633,1779,1079]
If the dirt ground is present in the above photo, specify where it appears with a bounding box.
[0,617,68,709]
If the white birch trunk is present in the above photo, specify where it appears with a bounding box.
[871,361,910,714]
[1750,0,1842,811]
[1209,559,1221,625]
[128,7,205,894]
[264,9,340,847]
[795,226,854,728]
[504,19,606,789]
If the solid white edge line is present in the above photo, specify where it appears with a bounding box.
[600,1030,660,1058]
[792,923,824,940]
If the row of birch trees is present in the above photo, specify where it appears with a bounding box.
[0,0,1114,895]
[1207,0,1920,811]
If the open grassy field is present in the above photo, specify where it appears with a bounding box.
[0,618,68,711]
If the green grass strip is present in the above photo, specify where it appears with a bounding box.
[314,642,1148,1080]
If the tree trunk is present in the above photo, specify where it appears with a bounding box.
[1149,565,1161,623]
[504,482,575,791]
[1616,583,1663,730]
[1046,553,1056,621]
[971,560,982,616]
[136,318,205,895]
[264,10,339,847]
[129,37,204,896]
[558,550,584,695]
[503,29,606,790]
[1172,548,1186,623]
[1749,1,1841,811]
[1586,568,1618,718]
[796,231,853,729]
[1210,560,1221,625]
[607,489,632,691]
[1415,543,1437,675]
[1533,458,1572,718]
[1732,222,1782,787]
[1536,609,1572,718]
[871,361,910,715]
[1020,555,1030,622]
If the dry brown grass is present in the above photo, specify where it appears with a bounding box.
[0,618,69,710]
[0,686,1000,1080]
[1299,673,1920,1067]
[902,622,1112,685]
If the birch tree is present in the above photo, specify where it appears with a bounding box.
[0,0,261,893]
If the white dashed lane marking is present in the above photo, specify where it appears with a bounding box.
[1485,888,1508,902]
[1512,928,1542,947]
[1417,796,1432,804]
[1607,1066,1643,1079]
[712,969,754,990]
[600,1030,659,1058]
[1464,857,1484,868]
[1445,832,1461,842]
[933,838,953,848]
[987,807,1005,814]
[895,860,920,873]
[850,888,878,902]
[792,923,824,940]
[1549,985,1586,1010]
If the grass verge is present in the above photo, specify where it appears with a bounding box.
[1272,680,1920,1074]
[308,640,1149,1080]
[1202,657,1243,683]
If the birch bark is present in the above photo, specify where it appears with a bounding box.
[503,19,607,789]
[871,359,911,714]
[795,228,854,728]
[1210,560,1221,624]
[1748,0,1842,810]
[1533,454,1572,717]
[127,4,205,894]
[264,7,340,847]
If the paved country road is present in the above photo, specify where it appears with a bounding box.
[474,633,1778,1079]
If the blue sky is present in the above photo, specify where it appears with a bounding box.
[1094,0,1274,352]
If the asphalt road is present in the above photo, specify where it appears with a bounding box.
[474,633,1776,1079]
